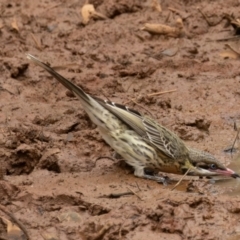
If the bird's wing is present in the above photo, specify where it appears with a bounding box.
[27,53,186,160]
[97,98,186,159]
[142,117,185,159]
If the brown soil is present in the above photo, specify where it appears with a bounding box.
[1,0,240,239]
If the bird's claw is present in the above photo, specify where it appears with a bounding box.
[157,176,171,186]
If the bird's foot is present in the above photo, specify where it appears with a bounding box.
[134,167,171,185]
[143,174,170,185]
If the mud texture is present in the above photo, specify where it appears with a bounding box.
[1,0,240,239]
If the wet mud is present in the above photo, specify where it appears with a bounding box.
[1,0,240,239]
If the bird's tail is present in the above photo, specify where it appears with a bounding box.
[26,54,123,132]
[26,54,91,106]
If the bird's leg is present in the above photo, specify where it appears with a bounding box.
[134,167,169,185]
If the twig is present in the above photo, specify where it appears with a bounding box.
[230,122,240,157]
[147,89,177,97]
[99,90,112,102]
[171,168,191,191]
[198,8,223,27]
[125,88,176,104]
[0,204,30,240]
[98,191,133,198]
[30,33,42,51]
[168,7,190,20]
[168,7,181,14]
[165,11,171,23]
[126,187,143,201]
[135,181,141,192]
[86,225,110,240]
[118,224,123,238]
[45,3,63,11]
[93,156,118,167]
[123,97,136,105]
[0,165,5,180]
[225,44,240,56]
[234,121,240,132]
[130,98,154,118]
[214,36,240,42]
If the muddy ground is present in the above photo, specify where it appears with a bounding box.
[1,0,240,239]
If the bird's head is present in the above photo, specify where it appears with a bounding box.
[183,148,240,178]
[187,161,239,178]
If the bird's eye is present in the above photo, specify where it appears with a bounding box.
[209,164,217,170]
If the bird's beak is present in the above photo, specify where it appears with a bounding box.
[212,168,240,178]
[194,166,240,178]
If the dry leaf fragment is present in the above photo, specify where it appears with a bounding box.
[0,216,26,240]
[81,4,95,25]
[161,48,178,57]
[81,4,107,25]
[41,227,59,240]
[11,17,19,32]
[152,0,162,13]
[223,14,240,35]
[219,44,240,59]
[141,18,184,38]
[58,211,82,222]
[219,51,240,59]
[6,218,23,239]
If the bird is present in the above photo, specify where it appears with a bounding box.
[26,54,240,183]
